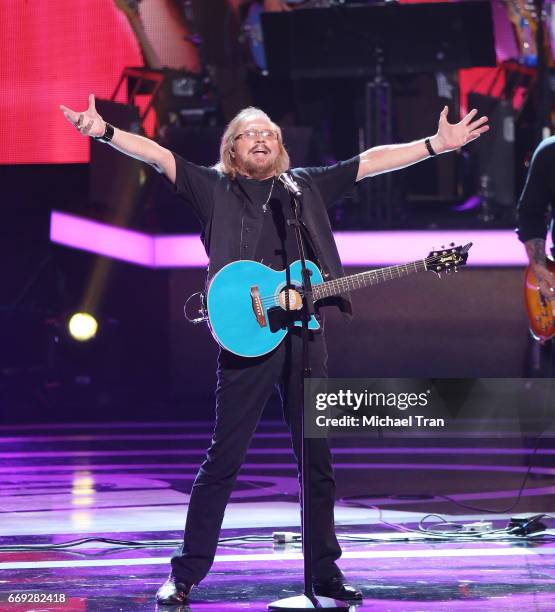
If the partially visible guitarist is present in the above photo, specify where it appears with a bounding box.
[517,137,555,352]
[517,137,555,297]
[60,96,488,605]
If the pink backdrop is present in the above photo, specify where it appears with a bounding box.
[0,1,141,164]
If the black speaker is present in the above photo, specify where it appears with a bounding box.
[467,93,515,207]
[394,73,459,202]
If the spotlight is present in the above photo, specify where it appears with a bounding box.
[45,313,121,394]
[67,313,98,342]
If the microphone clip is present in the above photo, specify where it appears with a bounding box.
[278,172,303,199]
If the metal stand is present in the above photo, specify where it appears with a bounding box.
[534,0,551,140]
[477,174,495,223]
[268,186,348,612]
[361,47,393,226]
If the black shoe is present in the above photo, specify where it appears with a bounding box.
[313,575,363,602]
[156,575,193,605]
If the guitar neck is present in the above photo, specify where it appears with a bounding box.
[313,259,428,300]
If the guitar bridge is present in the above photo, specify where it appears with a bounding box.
[250,286,267,328]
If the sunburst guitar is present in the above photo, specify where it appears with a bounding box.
[203,243,472,357]
[524,258,555,343]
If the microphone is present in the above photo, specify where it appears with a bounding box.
[278,172,302,198]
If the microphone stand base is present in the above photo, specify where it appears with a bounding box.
[268,594,352,610]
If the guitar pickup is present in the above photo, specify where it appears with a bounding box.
[250,286,267,328]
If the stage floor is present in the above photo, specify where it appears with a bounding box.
[1,418,554,611]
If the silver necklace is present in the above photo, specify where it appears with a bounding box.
[262,178,275,213]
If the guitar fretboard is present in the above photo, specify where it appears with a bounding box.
[313,259,428,300]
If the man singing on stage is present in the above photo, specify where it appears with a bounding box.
[60,95,488,604]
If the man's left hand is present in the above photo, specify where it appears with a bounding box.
[433,106,489,154]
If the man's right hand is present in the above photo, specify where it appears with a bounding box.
[60,94,106,138]
[60,93,176,182]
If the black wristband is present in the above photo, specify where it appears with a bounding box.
[424,137,437,157]
[93,123,114,143]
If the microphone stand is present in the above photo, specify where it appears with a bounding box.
[268,178,348,611]
[534,0,551,141]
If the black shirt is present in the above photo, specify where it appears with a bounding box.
[170,153,359,269]
[235,174,304,270]
[517,136,555,244]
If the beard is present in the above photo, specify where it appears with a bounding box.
[239,152,278,180]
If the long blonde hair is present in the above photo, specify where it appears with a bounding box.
[214,107,290,179]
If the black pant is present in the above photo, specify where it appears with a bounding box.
[171,329,342,584]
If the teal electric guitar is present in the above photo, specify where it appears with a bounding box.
[193,243,471,357]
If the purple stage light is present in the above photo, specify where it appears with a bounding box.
[50,211,154,266]
[50,211,529,268]
[453,195,481,211]
[154,234,208,268]
[333,230,527,266]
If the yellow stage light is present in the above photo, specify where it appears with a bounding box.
[68,313,98,342]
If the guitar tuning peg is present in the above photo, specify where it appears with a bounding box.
[454,267,458,272]
[440,244,445,250]
[449,242,455,247]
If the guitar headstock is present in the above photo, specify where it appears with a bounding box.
[113,0,141,19]
[425,242,472,276]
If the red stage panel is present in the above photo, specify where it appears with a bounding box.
[0,1,141,164]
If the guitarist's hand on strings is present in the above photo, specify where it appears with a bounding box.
[532,263,555,301]
[525,239,555,301]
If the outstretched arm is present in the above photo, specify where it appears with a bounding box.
[356,106,489,181]
[60,94,176,183]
